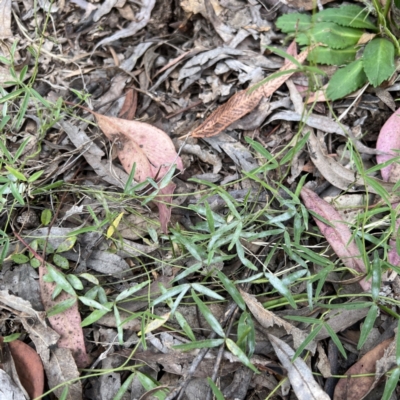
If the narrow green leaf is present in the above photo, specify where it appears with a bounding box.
[192,289,225,337]
[363,38,395,87]
[171,230,203,262]
[173,339,225,351]
[225,338,259,373]
[217,271,246,310]
[5,166,26,181]
[151,284,190,307]
[327,59,367,100]
[59,386,69,400]
[292,324,323,361]
[81,306,111,327]
[114,373,136,400]
[207,378,225,400]
[79,296,111,311]
[371,251,382,302]
[115,280,151,302]
[3,333,21,342]
[358,304,378,349]
[382,367,400,400]
[323,322,347,359]
[27,170,44,183]
[47,298,77,317]
[265,272,297,309]
[175,311,196,341]
[114,305,123,344]
[191,283,224,300]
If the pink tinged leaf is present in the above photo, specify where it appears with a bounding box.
[300,186,371,291]
[376,107,400,182]
[376,108,400,265]
[156,182,176,234]
[39,266,88,368]
[94,113,183,182]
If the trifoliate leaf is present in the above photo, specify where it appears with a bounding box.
[314,5,377,30]
[307,46,357,65]
[297,23,363,49]
[326,59,367,100]
[276,13,311,33]
[363,38,395,87]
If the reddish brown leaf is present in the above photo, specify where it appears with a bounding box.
[191,46,310,138]
[333,338,393,400]
[118,88,137,120]
[300,186,371,291]
[39,265,88,368]
[3,338,45,399]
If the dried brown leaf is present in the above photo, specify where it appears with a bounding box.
[300,186,371,291]
[191,46,310,138]
[239,289,315,352]
[268,334,330,400]
[118,88,137,120]
[333,338,394,400]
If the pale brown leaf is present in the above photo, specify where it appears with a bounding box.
[191,46,310,138]
[239,289,315,352]
[268,334,330,400]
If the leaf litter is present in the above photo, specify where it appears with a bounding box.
[1,0,400,399]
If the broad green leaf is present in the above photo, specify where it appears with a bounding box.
[327,59,367,100]
[78,296,111,311]
[115,280,151,302]
[81,306,111,327]
[3,333,21,342]
[192,289,225,337]
[41,209,52,225]
[47,298,77,317]
[225,338,259,373]
[363,38,395,87]
[297,23,363,49]
[46,265,75,295]
[11,253,29,264]
[276,13,311,33]
[314,5,377,30]
[97,286,108,304]
[84,286,99,300]
[265,272,297,309]
[173,339,225,351]
[358,304,378,349]
[66,274,83,290]
[56,236,77,253]
[53,254,69,269]
[307,46,356,65]
[191,283,224,300]
[217,271,246,310]
[207,378,225,400]
[79,273,99,285]
[382,367,400,400]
